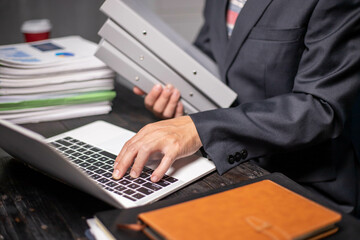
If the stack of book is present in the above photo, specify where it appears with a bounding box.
[0,36,116,124]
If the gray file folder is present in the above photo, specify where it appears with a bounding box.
[99,19,218,112]
[98,0,237,109]
[96,40,198,114]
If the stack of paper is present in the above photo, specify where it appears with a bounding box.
[0,36,116,123]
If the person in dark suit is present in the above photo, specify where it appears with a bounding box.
[113,0,360,216]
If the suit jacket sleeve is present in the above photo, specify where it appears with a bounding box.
[190,0,360,174]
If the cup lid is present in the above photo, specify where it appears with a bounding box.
[21,19,52,33]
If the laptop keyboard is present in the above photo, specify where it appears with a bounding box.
[50,136,178,202]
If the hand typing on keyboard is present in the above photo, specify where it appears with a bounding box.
[52,136,180,202]
[112,116,202,182]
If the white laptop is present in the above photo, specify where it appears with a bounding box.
[0,119,215,208]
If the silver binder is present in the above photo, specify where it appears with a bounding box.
[96,40,198,114]
[99,19,218,112]
[99,0,237,109]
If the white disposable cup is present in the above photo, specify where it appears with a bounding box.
[21,19,52,42]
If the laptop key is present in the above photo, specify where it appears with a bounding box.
[133,193,145,199]
[90,147,101,152]
[87,166,98,171]
[124,189,135,195]
[99,151,117,159]
[134,178,146,185]
[105,160,114,165]
[71,152,82,157]
[93,162,103,167]
[98,157,109,161]
[106,182,118,188]
[102,172,113,178]
[91,154,101,158]
[84,151,94,155]
[123,195,136,201]
[90,174,101,180]
[156,179,171,187]
[87,158,97,164]
[125,175,136,181]
[95,169,106,174]
[73,159,83,164]
[98,178,110,184]
[139,172,149,179]
[128,183,140,189]
[65,149,75,155]
[79,155,90,160]
[119,179,131,185]
[137,187,154,195]
[115,186,126,191]
[79,162,91,168]
[142,166,152,172]
[143,182,162,191]
[100,165,112,170]
[64,137,72,141]
[55,140,72,147]
[164,176,178,183]
[51,143,61,148]
[58,146,68,152]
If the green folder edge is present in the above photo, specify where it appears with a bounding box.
[0,90,116,111]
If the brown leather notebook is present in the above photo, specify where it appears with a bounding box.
[137,180,341,240]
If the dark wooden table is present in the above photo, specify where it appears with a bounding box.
[0,83,268,240]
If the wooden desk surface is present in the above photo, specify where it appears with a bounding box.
[0,84,268,240]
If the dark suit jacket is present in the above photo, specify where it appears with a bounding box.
[190,0,360,215]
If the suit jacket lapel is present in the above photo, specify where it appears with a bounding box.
[219,0,229,46]
[223,0,273,81]
[211,0,228,64]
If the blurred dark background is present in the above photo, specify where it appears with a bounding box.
[0,0,205,45]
